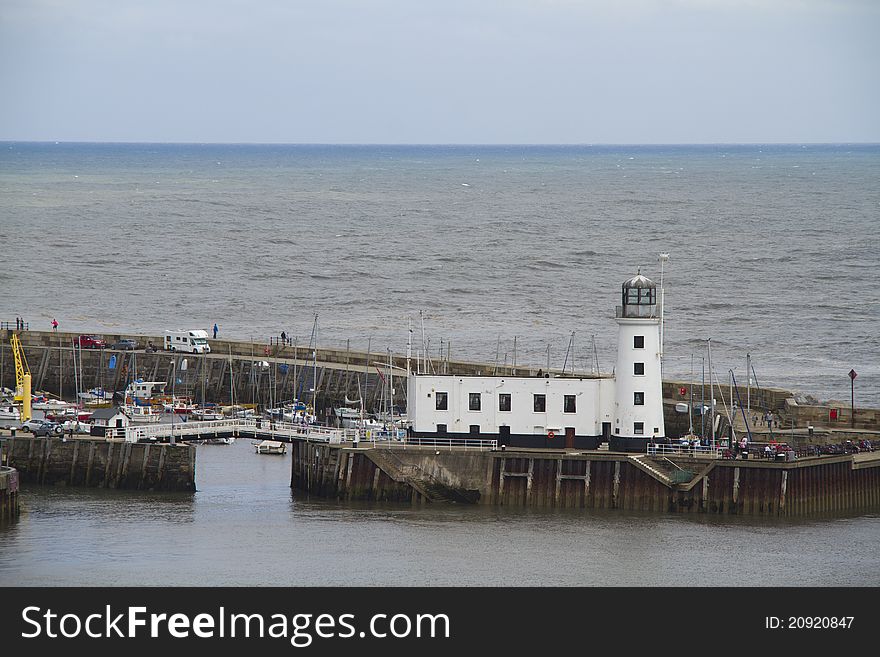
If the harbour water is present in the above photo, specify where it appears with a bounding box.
[1,438,879,587]
[1,142,878,407]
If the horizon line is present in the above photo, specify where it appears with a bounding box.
[2,139,879,147]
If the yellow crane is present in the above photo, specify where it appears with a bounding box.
[11,332,32,422]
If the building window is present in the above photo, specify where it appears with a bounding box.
[469,393,481,411]
[634,422,644,435]
[436,423,447,434]
[634,335,645,349]
[654,427,660,435]
[435,392,448,411]
[533,394,546,413]
[499,393,511,412]
[469,425,480,435]
[634,362,645,376]
[563,395,576,413]
[634,392,645,406]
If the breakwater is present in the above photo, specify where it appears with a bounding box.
[0,436,195,491]
[6,328,866,436]
[290,440,880,517]
[0,465,19,522]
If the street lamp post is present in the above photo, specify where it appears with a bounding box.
[849,369,857,428]
[659,252,669,360]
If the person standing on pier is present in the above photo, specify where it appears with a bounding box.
[281,330,287,345]
[213,323,219,339]
[52,318,58,332]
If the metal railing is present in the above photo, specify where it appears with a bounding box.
[399,437,497,450]
[104,420,497,449]
[615,305,658,319]
[107,419,353,444]
[646,443,724,458]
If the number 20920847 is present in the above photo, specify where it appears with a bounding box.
[765,616,854,629]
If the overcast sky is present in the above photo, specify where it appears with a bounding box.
[1,0,877,143]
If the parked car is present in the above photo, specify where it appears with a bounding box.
[111,338,138,350]
[61,419,91,434]
[19,418,62,436]
[73,335,106,349]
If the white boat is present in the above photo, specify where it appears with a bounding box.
[163,401,196,414]
[32,398,73,411]
[125,380,168,404]
[78,387,110,402]
[191,407,224,421]
[0,404,20,427]
[123,404,162,424]
[202,436,235,445]
[254,440,286,454]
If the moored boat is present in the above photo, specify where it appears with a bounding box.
[254,440,287,454]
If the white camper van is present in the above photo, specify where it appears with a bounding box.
[164,329,211,354]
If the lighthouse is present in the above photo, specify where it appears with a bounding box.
[611,271,666,452]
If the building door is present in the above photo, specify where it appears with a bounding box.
[499,425,510,447]
[565,427,575,449]
[602,422,611,442]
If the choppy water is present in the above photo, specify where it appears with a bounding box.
[1,143,879,587]
[1,143,878,407]
[2,438,878,586]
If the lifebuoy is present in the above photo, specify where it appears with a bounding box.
[547,430,555,439]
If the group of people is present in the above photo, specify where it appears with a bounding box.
[753,411,778,429]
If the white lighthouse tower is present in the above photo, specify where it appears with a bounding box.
[611,271,666,452]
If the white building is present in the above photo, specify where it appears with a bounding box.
[407,272,666,452]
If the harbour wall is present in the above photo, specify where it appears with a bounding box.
[4,329,860,436]
[290,440,880,517]
[0,465,19,522]
[0,436,196,492]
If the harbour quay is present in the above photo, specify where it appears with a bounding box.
[0,465,19,522]
[0,435,195,492]
[290,439,880,517]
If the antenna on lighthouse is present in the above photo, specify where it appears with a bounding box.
[659,252,669,360]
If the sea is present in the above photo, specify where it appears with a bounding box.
[1,142,879,587]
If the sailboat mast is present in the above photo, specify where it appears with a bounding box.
[407,320,412,376]
[292,337,297,402]
[746,352,751,418]
[312,314,318,410]
[72,341,79,410]
[689,353,694,435]
[388,348,394,430]
[228,345,234,412]
[707,338,714,446]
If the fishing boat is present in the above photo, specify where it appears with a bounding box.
[254,440,286,455]
[125,380,169,405]
[123,404,162,424]
[163,400,196,414]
